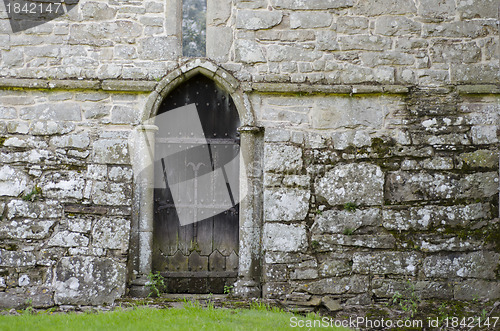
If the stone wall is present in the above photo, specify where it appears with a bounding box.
[260,88,500,309]
[0,88,149,308]
[0,0,499,312]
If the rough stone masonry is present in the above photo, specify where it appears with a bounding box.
[0,0,498,315]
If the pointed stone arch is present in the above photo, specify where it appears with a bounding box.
[129,59,263,297]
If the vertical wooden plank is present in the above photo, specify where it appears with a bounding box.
[188,251,208,271]
[167,250,189,272]
[213,207,239,256]
[195,216,213,256]
[208,250,225,271]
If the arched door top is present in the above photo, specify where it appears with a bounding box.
[145,59,256,127]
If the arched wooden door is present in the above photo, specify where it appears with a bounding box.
[152,75,240,293]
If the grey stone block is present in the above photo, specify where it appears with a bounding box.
[290,12,332,29]
[423,252,500,279]
[385,171,498,202]
[305,275,369,295]
[20,103,81,121]
[234,39,266,63]
[374,16,421,36]
[48,231,89,247]
[0,220,55,240]
[315,163,384,206]
[312,208,381,234]
[236,10,283,30]
[92,139,130,164]
[264,188,310,221]
[92,217,130,251]
[50,132,90,149]
[264,144,303,173]
[0,165,29,197]
[54,256,126,305]
[353,252,421,276]
[263,223,307,252]
[270,0,355,10]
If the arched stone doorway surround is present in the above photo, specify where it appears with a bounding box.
[128,59,263,297]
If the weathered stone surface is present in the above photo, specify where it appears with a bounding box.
[207,0,231,24]
[92,217,130,251]
[20,103,81,121]
[423,252,499,279]
[263,223,307,252]
[457,0,499,19]
[30,121,75,135]
[206,26,233,62]
[470,126,498,144]
[430,41,481,64]
[48,230,89,247]
[0,220,55,239]
[40,172,85,200]
[374,16,421,36]
[3,136,48,148]
[418,0,455,19]
[315,163,384,206]
[236,10,283,30]
[0,106,17,119]
[108,166,133,182]
[353,252,421,275]
[459,150,498,169]
[305,276,369,295]
[352,0,416,15]
[454,280,500,300]
[50,132,90,149]
[338,35,392,51]
[264,251,315,264]
[373,279,453,299]
[0,166,29,197]
[382,203,490,231]
[92,139,130,164]
[319,258,351,277]
[330,130,371,149]
[290,260,318,280]
[336,16,369,34]
[28,287,55,308]
[264,188,310,221]
[385,171,498,202]
[267,44,322,62]
[290,12,332,29]
[264,144,303,173]
[271,0,354,9]
[451,64,500,84]
[322,297,341,311]
[91,182,131,206]
[81,2,117,20]
[420,157,454,170]
[67,218,93,233]
[234,39,266,63]
[312,208,381,234]
[0,249,36,267]
[111,105,140,125]
[311,96,402,129]
[54,256,126,305]
[265,264,288,282]
[415,235,485,252]
[313,234,396,249]
[0,292,26,309]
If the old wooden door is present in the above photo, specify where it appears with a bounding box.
[152,75,240,293]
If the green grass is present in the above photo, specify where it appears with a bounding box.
[0,304,351,331]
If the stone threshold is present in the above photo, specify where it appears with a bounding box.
[0,77,499,95]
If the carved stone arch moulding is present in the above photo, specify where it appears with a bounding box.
[129,59,264,298]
